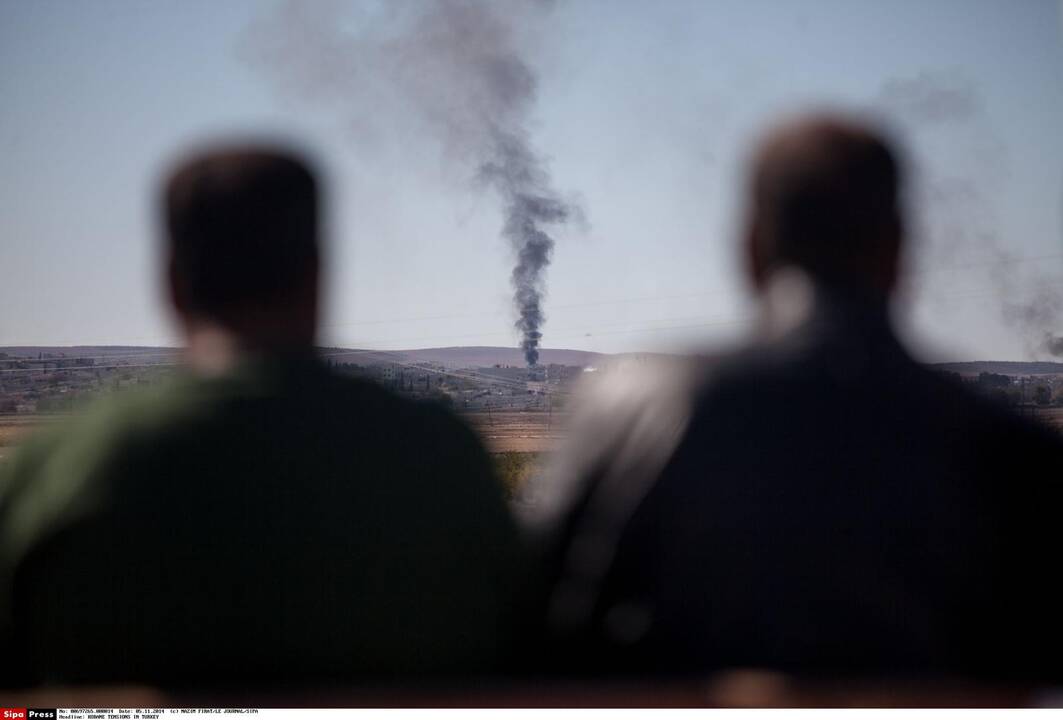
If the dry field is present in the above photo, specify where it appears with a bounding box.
[0,414,65,462]
[462,410,569,454]
[0,410,568,460]
[1031,406,1063,432]
[1,405,1058,463]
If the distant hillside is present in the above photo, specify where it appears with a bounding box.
[0,346,176,360]
[933,361,1063,376]
[8,346,1057,376]
[1,344,608,368]
[355,346,607,368]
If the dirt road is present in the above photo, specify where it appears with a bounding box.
[462,411,568,453]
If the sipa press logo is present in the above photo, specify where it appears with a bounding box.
[2,712,55,720]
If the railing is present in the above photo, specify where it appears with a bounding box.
[3,672,1056,708]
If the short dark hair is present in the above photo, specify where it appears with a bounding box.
[752,116,902,287]
[163,146,319,317]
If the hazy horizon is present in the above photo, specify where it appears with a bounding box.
[6,343,1063,370]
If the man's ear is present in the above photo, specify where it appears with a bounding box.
[292,252,320,318]
[745,214,771,291]
[304,252,320,301]
[874,214,903,296]
[168,256,192,319]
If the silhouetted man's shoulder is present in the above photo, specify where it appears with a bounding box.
[531,356,709,537]
[536,327,1063,678]
[0,355,524,686]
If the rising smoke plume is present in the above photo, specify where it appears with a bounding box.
[875,70,1063,358]
[878,71,980,127]
[246,0,579,366]
[479,129,572,365]
[1004,283,1063,358]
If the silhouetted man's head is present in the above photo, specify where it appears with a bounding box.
[745,115,904,298]
[163,146,320,349]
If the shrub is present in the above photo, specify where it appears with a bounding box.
[494,451,541,500]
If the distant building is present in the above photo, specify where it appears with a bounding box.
[477,366,534,382]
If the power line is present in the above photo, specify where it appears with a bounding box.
[912,253,1063,277]
[320,349,571,394]
[0,347,574,396]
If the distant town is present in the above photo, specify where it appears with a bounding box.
[2,346,1062,423]
[3,346,1062,490]
[0,346,594,415]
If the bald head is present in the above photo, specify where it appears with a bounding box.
[745,115,904,297]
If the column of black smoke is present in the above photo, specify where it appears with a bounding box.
[244,0,580,367]
[480,129,570,366]
[455,24,578,368]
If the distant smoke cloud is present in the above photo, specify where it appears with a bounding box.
[877,71,979,126]
[875,70,1062,359]
[1045,333,1063,356]
[1004,285,1063,358]
[245,0,580,366]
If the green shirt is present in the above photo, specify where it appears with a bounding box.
[0,355,523,686]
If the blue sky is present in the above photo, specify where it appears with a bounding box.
[2,0,1062,361]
